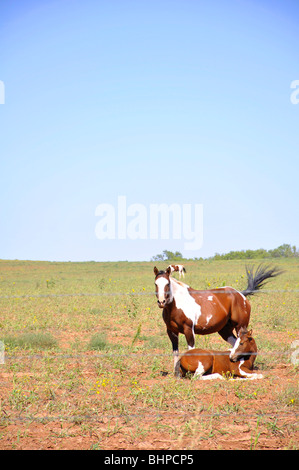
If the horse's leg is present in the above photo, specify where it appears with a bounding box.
[201,373,225,381]
[218,322,237,347]
[230,294,250,337]
[183,324,195,350]
[238,363,263,380]
[167,329,180,376]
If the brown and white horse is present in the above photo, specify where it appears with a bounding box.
[168,264,186,278]
[180,328,263,380]
[154,264,282,375]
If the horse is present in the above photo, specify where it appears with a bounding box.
[179,328,263,380]
[154,264,282,375]
[168,264,186,278]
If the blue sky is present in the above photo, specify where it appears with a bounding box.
[0,0,298,261]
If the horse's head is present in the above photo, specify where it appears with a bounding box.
[167,265,175,273]
[154,266,173,308]
[229,328,257,362]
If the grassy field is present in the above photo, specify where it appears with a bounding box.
[0,258,298,450]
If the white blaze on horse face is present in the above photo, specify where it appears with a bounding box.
[170,278,201,334]
[155,277,172,303]
[229,336,240,359]
[227,335,237,347]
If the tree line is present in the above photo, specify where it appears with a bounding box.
[151,244,299,261]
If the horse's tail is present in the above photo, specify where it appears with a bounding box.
[183,267,186,273]
[241,263,284,297]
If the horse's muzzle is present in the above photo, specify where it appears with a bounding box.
[157,300,166,308]
[229,355,238,363]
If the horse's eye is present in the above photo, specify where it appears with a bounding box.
[239,342,244,346]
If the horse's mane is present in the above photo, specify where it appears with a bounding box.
[170,277,190,289]
[155,270,166,278]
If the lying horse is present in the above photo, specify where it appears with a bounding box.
[154,264,282,375]
[168,264,186,278]
[180,328,263,380]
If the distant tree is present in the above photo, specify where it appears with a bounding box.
[163,250,183,261]
[151,250,183,262]
[268,244,297,258]
[151,253,164,261]
[210,244,298,260]
[151,244,298,262]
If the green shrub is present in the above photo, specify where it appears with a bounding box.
[88,332,109,350]
[2,332,57,350]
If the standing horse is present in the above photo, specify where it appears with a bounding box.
[168,264,186,278]
[154,264,282,375]
[180,328,263,380]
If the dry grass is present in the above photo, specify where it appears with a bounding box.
[0,258,298,449]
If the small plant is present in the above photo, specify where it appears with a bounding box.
[127,292,139,318]
[1,333,57,350]
[250,416,261,450]
[88,332,109,351]
[90,308,101,315]
[275,384,299,408]
[46,278,55,288]
[131,324,142,348]
[8,388,38,411]
[98,278,105,291]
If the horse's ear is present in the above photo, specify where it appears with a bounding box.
[248,329,253,337]
[154,266,159,276]
[165,266,171,276]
